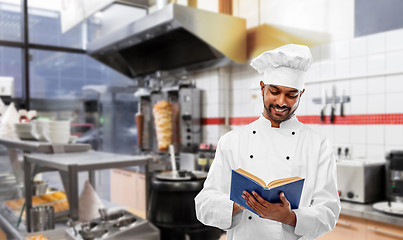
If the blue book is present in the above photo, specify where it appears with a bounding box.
[230,168,305,215]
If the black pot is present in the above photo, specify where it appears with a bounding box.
[148,171,223,240]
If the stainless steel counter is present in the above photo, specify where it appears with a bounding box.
[0,138,91,153]
[24,151,152,232]
[341,201,403,226]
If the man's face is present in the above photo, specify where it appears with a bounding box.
[260,81,304,127]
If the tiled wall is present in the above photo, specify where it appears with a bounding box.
[195,27,403,162]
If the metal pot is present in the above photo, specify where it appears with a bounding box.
[148,170,222,240]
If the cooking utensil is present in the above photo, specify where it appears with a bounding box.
[320,89,327,122]
[169,144,177,172]
[30,205,55,232]
[340,88,345,117]
[32,180,47,196]
[135,112,144,148]
[330,85,336,123]
[113,216,137,228]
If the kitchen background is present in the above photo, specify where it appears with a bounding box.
[194,0,403,163]
[1,0,403,239]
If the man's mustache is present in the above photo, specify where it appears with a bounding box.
[270,104,289,110]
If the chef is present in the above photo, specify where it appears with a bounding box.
[195,44,340,239]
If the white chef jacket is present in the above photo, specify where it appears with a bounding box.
[195,115,340,240]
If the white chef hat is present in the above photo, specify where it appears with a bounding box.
[250,44,312,91]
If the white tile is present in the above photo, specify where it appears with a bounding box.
[386,28,403,52]
[367,76,385,94]
[295,98,307,115]
[386,50,403,74]
[366,144,385,160]
[334,40,350,59]
[203,104,219,118]
[334,59,350,79]
[306,63,320,83]
[250,97,263,116]
[350,56,367,77]
[367,125,384,144]
[205,125,220,143]
[385,145,403,154]
[334,125,350,145]
[350,95,367,114]
[320,43,334,60]
[367,53,385,75]
[350,125,366,144]
[310,45,321,62]
[218,103,227,118]
[319,60,335,80]
[367,94,385,114]
[305,99,323,116]
[204,89,219,105]
[231,89,241,105]
[367,32,385,55]
[352,144,367,159]
[351,37,367,57]
[385,74,403,93]
[350,79,367,96]
[386,93,403,113]
[385,125,403,145]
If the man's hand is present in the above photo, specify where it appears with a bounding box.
[242,191,296,227]
[232,202,245,215]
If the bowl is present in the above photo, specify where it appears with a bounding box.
[48,120,70,128]
[44,132,70,144]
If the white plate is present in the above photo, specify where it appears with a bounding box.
[373,201,403,216]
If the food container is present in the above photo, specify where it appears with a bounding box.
[32,181,48,196]
[30,205,55,232]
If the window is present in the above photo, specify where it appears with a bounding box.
[0,0,22,42]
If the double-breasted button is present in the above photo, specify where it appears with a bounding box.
[292,131,295,135]
[253,130,256,134]
[286,156,290,160]
[250,155,253,159]
[248,216,252,220]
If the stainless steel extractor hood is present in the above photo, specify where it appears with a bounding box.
[86,3,246,78]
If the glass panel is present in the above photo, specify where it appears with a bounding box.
[0,46,23,201]
[0,0,22,42]
[29,49,138,154]
[0,46,22,98]
[28,0,85,49]
[28,0,147,49]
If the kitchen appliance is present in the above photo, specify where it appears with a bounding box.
[386,151,403,202]
[337,160,385,203]
[179,86,201,153]
[148,170,222,240]
[135,81,202,154]
[86,3,246,78]
[135,87,152,151]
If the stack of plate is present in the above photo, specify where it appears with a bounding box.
[14,123,36,140]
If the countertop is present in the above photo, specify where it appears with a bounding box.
[341,200,403,226]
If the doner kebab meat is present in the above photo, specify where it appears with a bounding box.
[153,100,173,151]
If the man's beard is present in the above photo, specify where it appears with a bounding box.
[263,100,299,124]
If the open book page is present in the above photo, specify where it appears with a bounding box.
[235,168,302,189]
[267,176,303,188]
[235,168,266,187]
